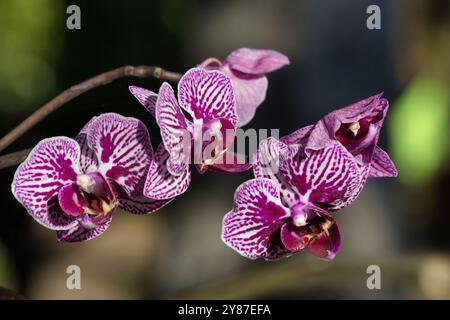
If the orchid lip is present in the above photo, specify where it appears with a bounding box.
[59,172,116,220]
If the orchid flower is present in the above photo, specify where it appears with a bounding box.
[222,94,397,261]
[12,113,170,242]
[130,68,251,201]
[222,137,365,261]
[200,48,290,126]
[282,93,398,178]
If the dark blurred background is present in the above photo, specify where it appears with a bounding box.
[0,0,449,299]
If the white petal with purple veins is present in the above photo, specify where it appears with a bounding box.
[56,214,113,242]
[284,143,363,211]
[144,143,191,200]
[86,113,153,197]
[222,178,290,260]
[75,117,99,174]
[117,193,172,215]
[156,83,191,176]
[129,86,158,117]
[253,138,298,206]
[178,68,237,127]
[12,137,81,230]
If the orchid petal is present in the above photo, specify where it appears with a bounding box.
[285,142,363,211]
[306,93,388,165]
[222,178,290,260]
[117,189,172,214]
[225,48,290,75]
[12,137,81,230]
[56,214,113,242]
[200,61,268,127]
[86,113,153,197]
[199,57,223,69]
[129,86,158,117]
[178,68,237,127]
[156,82,190,176]
[144,143,191,200]
[252,137,298,206]
[229,71,268,127]
[368,146,398,178]
[75,117,99,174]
[280,124,314,146]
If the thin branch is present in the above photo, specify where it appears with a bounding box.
[0,148,31,170]
[0,66,182,153]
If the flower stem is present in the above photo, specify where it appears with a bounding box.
[0,65,182,154]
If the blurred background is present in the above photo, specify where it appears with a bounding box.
[0,0,449,299]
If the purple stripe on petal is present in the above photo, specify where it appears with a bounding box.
[86,113,153,197]
[225,48,290,75]
[56,214,113,242]
[129,86,158,117]
[285,143,363,211]
[368,146,398,178]
[178,68,237,127]
[12,137,81,230]
[156,82,191,176]
[222,178,290,260]
[144,143,191,200]
[253,138,298,206]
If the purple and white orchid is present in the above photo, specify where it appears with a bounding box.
[282,93,398,179]
[130,67,251,201]
[222,94,397,261]
[12,113,170,242]
[200,48,290,127]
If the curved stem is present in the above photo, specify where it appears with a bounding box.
[0,65,182,153]
[0,148,31,170]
